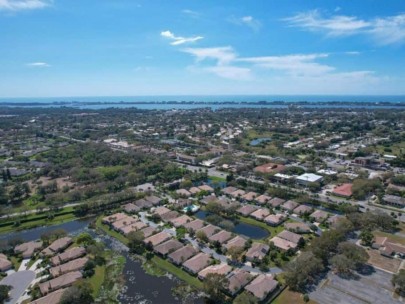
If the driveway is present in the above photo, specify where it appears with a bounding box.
[0,270,36,304]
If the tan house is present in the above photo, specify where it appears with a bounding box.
[245,274,278,301]
[39,271,82,295]
[41,237,73,256]
[154,239,183,256]
[198,263,232,280]
[143,231,172,246]
[182,252,212,274]
[15,241,43,259]
[245,243,269,261]
[168,245,198,265]
[51,247,86,266]
[30,288,66,304]
[49,257,88,277]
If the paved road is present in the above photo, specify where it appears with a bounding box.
[0,270,36,304]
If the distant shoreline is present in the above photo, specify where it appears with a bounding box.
[0,100,405,107]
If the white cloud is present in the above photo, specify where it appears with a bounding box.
[228,15,262,31]
[285,10,370,36]
[182,46,236,65]
[285,10,405,45]
[238,53,333,76]
[370,14,405,45]
[0,0,50,11]
[161,30,203,45]
[345,51,361,55]
[181,9,200,18]
[26,62,50,67]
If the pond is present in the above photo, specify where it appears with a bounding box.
[250,137,272,146]
[0,219,202,304]
[195,210,269,239]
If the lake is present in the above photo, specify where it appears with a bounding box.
[195,210,269,239]
[0,219,198,304]
[250,137,272,146]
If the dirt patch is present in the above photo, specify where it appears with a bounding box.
[367,249,402,273]
[28,176,74,191]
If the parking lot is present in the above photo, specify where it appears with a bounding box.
[310,268,403,304]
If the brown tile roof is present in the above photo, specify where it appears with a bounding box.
[51,247,86,266]
[221,186,238,195]
[277,230,303,244]
[236,204,259,216]
[143,231,172,246]
[231,189,246,198]
[264,214,285,226]
[168,245,198,265]
[310,210,329,222]
[49,257,88,277]
[268,197,285,207]
[182,252,212,274]
[169,215,192,227]
[281,200,299,211]
[0,257,12,272]
[242,192,258,201]
[293,204,313,215]
[200,225,221,237]
[160,210,180,222]
[30,288,66,304]
[284,222,311,233]
[245,243,269,261]
[198,263,232,280]
[112,217,138,230]
[227,269,253,295]
[256,194,272,205]
[42,237,73,256]
[189,187,201,194]
[39,271,82,295]
[153,206,171,216]
[224,236,248,251]
[15,241,43,259]
[250,208,270,220]
[199,185,214,192]
[102,213,127,224]
[123,203,140,213]
[269,236,297,251]
[134,198,154,209]
[184,219,206,232]
[154,239,183,256]
[139,226,157,238]
[145,195,162,206]
[245,274,278,300]
[208,230,233,244]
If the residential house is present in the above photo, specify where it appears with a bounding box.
[182,252,212,274]
[244,274,278,301]
[41,237,73,256]
[200,225,221,238]
[332,183,353,198]
[184,219,206,232]
[281,200,299,212]
[154,239,183,256]
[245,243,269,262]
[256,194,272,205]
[293,205,313,215]
[39,271,82,295]
[226,269,253,296]
[310,210,329,223]
[15,241,43,259]
[0,254,12,272]
[49,257,88,278]
[236,205,258,216]
[168,245,198,265]
[30,288,66,304]
[169,215,192,228]
[264,214,286,226]
[51,247,86,266]
[224,236,247,251]
[250,208,270,221]
[198,263,232,280]
[143,231,172,247]
[268,197,285,208]
[284,222,311,234]
[209,230,233,244]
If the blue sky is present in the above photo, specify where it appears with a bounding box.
[0,0,405,97]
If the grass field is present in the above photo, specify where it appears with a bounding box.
[10,256,21,270]
[374,141,405,157]
[89,265,106,297]
[208,176,226,183]
[0,207,77,234]
[272,288,317,304]
[151,256,203,289]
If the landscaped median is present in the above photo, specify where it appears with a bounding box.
[0,206,78,234]
[95,216,203,289]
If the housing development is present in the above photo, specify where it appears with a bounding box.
[0,105,404,304]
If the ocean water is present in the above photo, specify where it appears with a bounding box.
[0,95,404,110]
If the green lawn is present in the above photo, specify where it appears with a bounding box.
[95,217,129,245]
[151,256,203,289]
[89,265,106,297]
[0,207,78,234]
[272,287,317,304]
[373,230,405,246]
[10,256,21,270]
[208,176,226,183]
